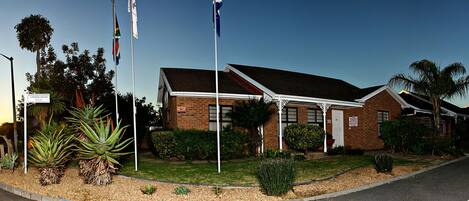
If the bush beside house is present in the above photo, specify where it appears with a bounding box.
[283,124,324,153]
[151,127,249,160]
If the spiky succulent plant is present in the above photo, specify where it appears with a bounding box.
[76,119,132,185]
[28,121,74,185]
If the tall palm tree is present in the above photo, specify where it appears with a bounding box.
[389,59,469,131]
[15,14,54,74]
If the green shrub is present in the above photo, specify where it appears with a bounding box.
[328,146,345,155]
[345,148,365,155]
[261,149,291,159]
[374,154,393,173]
[151,131,177,159]
[381,118,429,153]
[257,158,296,196]
[284,124,324,153]
[140,184,157,195]
[151,128,249,160]
[0,153,18,170]
[174,186,191,195]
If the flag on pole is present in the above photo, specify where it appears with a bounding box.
[128,0,138,39]
[213,0,222,36]
[112,16,121,65]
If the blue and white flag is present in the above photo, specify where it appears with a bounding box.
[213,0,222,37]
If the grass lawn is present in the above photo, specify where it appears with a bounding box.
[119,153,426,186]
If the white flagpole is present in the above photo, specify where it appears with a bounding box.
[112,0,119,122]
[213,0,221,173]
[129,0,138,171]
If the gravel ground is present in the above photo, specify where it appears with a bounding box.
[0,165,423,201]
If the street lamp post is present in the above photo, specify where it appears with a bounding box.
[0,53,18,153]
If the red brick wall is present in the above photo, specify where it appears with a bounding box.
[166,96,238,130]
[165,89,402,151]
[344,90,402,150]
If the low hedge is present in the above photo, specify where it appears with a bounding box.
[151,128,249,160]
[284,124,324,153]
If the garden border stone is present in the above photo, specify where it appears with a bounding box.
[292,155,468,201]
[0,181,69,201]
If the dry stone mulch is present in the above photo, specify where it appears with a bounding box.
[0,165,424,201]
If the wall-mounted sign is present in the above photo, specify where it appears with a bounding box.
[177,106,186,113]
[349,116,358,127]
[26,94,50,103]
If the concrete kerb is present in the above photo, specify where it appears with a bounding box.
[0,181,69,201]
[292,155,469,201]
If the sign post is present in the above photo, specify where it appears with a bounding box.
[24,93,50,174]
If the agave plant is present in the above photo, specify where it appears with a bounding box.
[28,121,74,185]
[76,119,132,185]
[66,105,107,177]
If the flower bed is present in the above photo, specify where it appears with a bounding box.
[0,163,430,201]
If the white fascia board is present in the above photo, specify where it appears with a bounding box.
[157,70,173,103]
[402,91,458,117]
[277,94,363,107]
[355,85,388,102]
[170,91,262,100]
[226,65,276,97]
[355,86,410,108]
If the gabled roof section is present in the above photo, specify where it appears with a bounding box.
[161,68,258,95]
[399,91,469,116]
[228,64,363,102]
[356,85,385,99]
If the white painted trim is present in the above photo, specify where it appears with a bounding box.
[355,86,410,108]
[157,69,173,103]
[226,65,277,97]
[277,94,363,108]
[170,91,262,100]
[401,91,459,117]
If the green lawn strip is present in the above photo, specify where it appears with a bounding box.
[120,155,416,186]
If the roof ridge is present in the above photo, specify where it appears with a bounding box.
[228,63,360,89]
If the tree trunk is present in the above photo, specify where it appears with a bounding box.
[36,49,41,75]
[431,97,441,132]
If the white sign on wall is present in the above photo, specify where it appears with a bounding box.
[26,94,50,103]
[349,116,358,127]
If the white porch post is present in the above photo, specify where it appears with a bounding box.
[319,103,331,153]
[278,99,283,151]
[259,125,264,153]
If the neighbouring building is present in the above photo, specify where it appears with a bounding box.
[399,91,469,136]
[157,64,413,151]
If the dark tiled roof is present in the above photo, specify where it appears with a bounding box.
[356,85,385,99]
[409,92,469,115]
[229,64,383,102]
[399,92,469,115]
[162,68,257,95]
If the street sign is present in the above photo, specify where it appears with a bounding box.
[26,93,50,103]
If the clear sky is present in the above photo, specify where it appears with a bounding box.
[1,0,469,123]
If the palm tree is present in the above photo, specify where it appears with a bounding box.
[15,14,54,74]
[227,98,273,154]
[389,59,469,131]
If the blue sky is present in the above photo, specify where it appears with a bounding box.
[1,0,469,123]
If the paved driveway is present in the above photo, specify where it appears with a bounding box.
[0,189,31,201]
[320,157,469,201]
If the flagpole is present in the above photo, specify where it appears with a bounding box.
[112,0,119,122]
[129,0,138,172]
[213,0,221,174]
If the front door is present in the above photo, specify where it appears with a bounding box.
[332,110,344,147]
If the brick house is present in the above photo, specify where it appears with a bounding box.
[157,64,411,151]
[399,91,469,136]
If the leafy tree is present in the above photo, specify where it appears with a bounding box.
[228,98,273,154]
[389,59,469,131]
[15,14,54,74]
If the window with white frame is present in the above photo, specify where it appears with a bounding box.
[307,109,323,127]
[282,107,297,130]
[377,111,389,136]
[209,105,233,131]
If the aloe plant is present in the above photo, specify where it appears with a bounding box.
[76,119,132,185]
[66,105,107,177]
[28,121,74,185]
